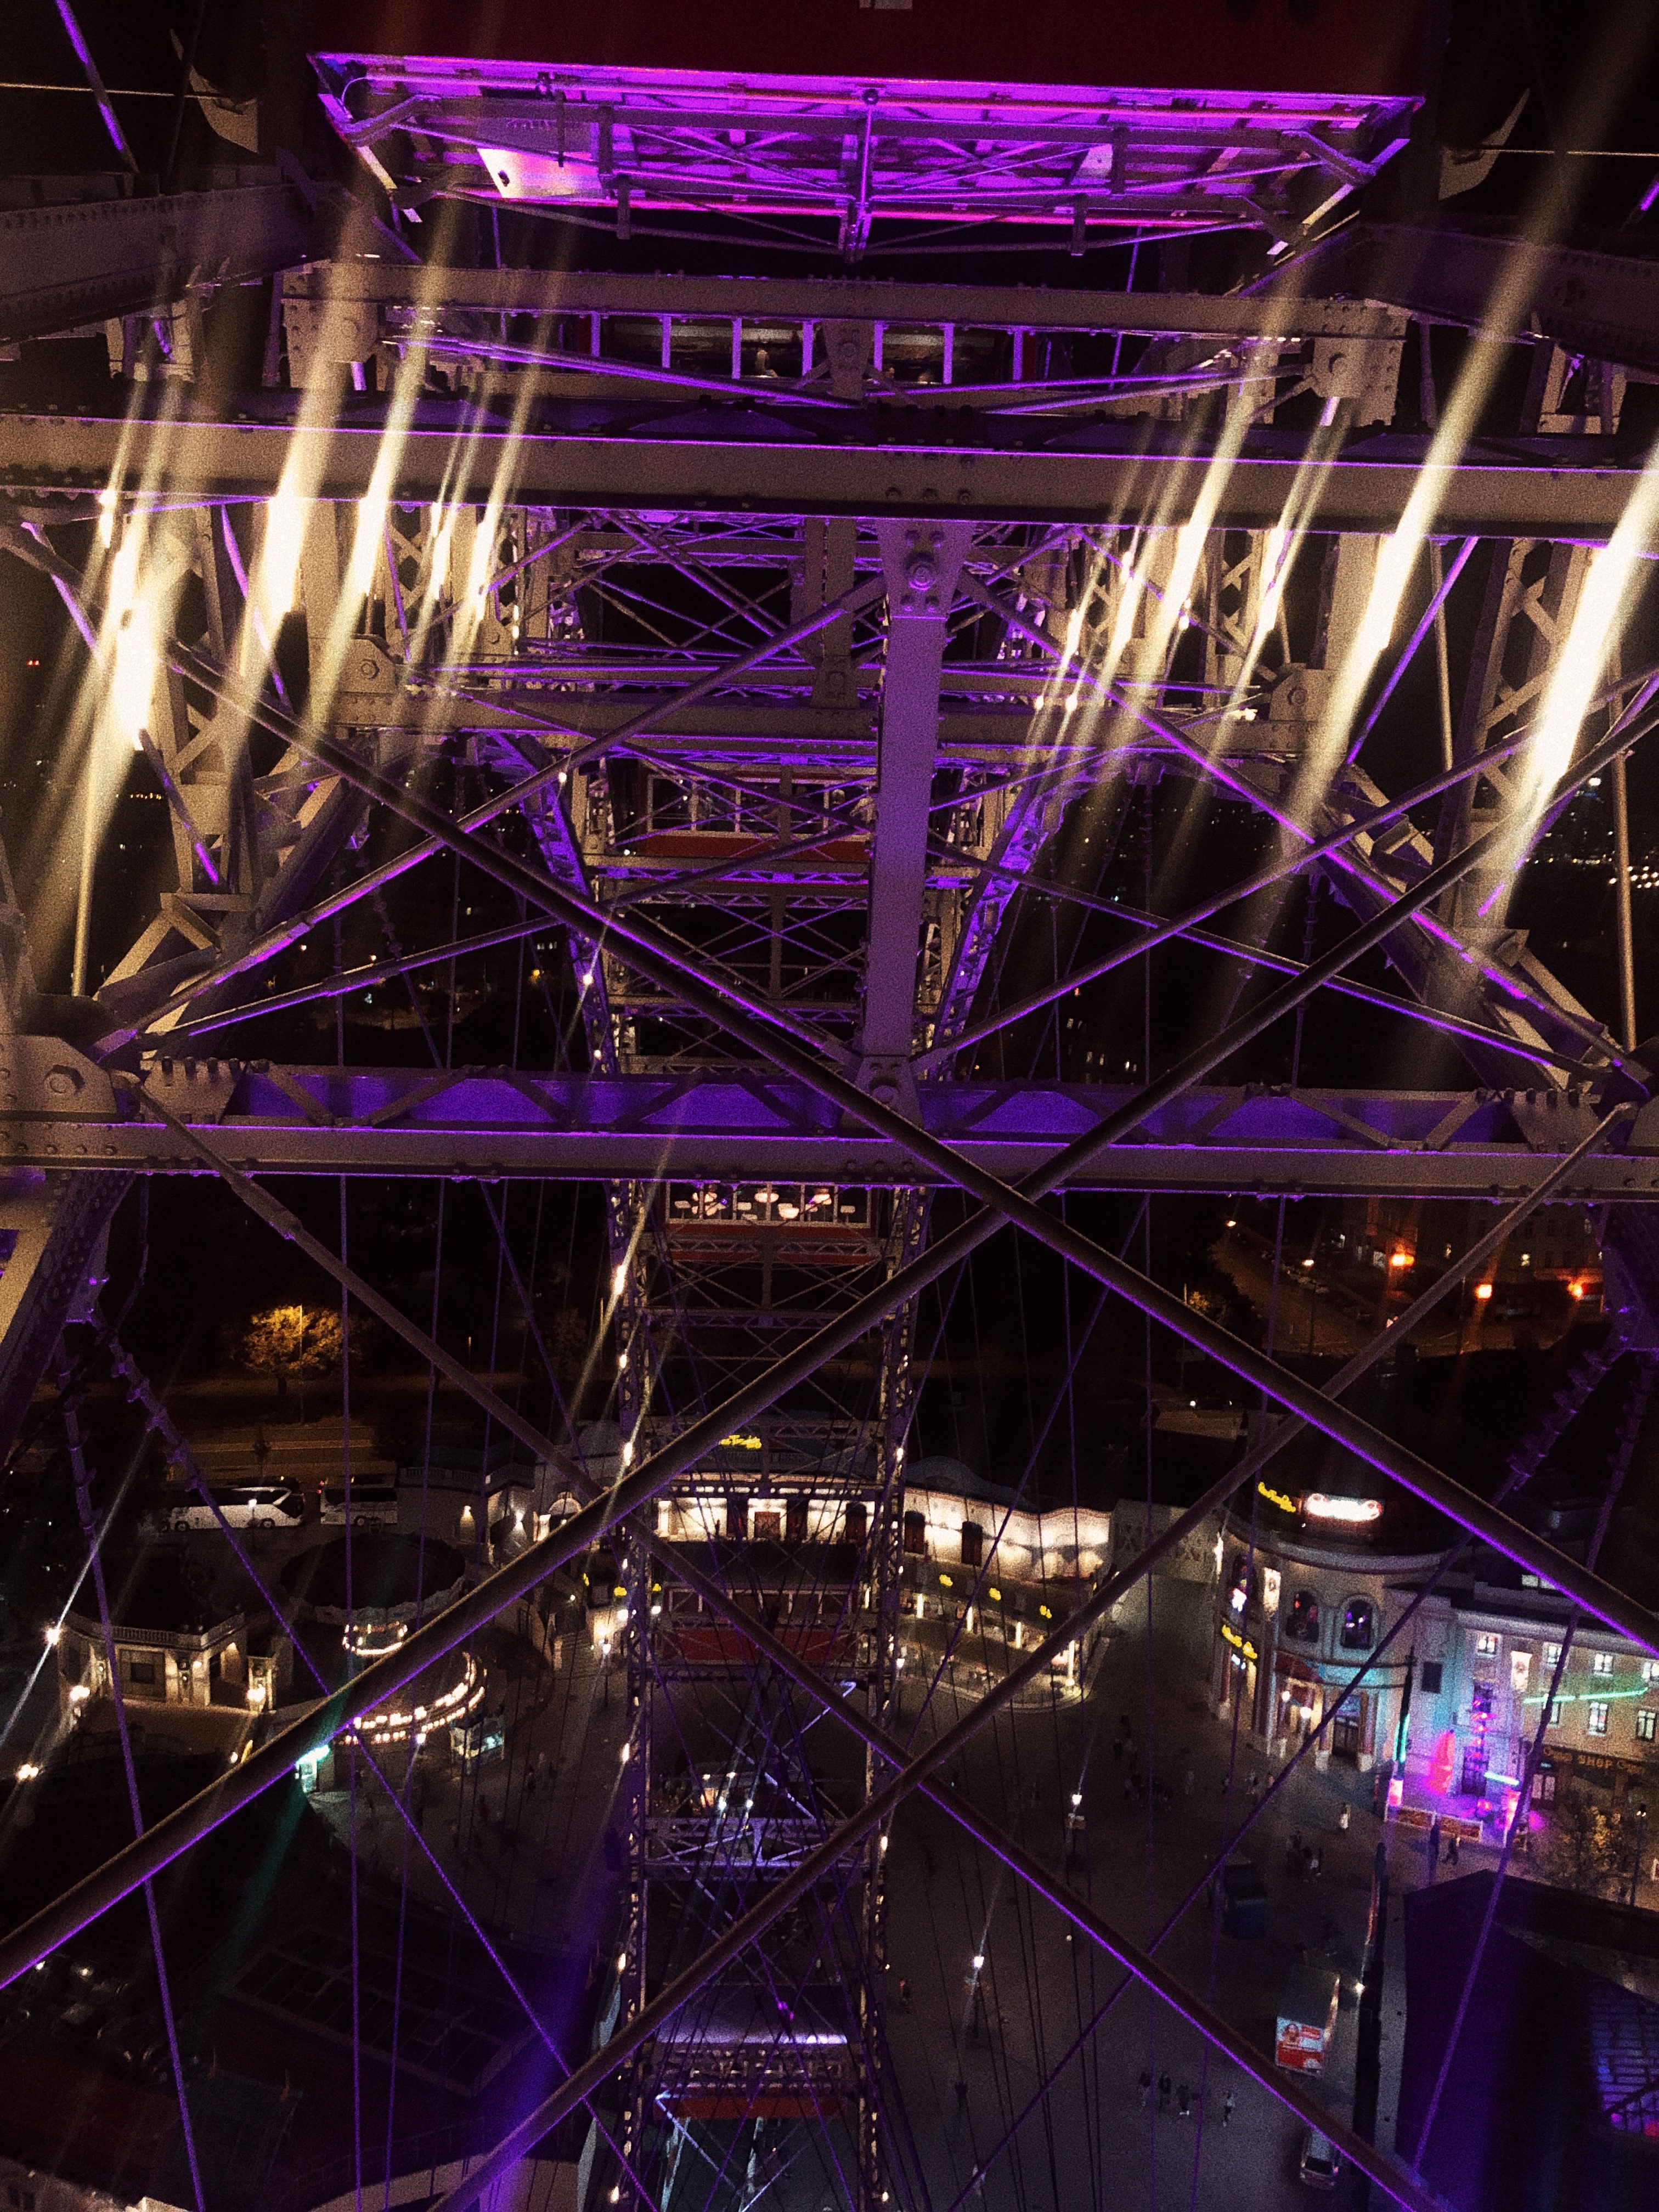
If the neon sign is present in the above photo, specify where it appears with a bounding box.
[1304,1493,1383,1525]
[1257,1482,1300,1515]
[720,1434,764,1450]
[1221,1622,1258,1662]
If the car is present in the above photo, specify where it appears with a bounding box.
[1209,1856,1268,1938]
[52,1999,102,2051]
[95,2012,161,2074]
[1299,2129,1341,2190]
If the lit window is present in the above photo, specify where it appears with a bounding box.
[1590,1652,1614,1677]
[1638,1709,1657,1743]
[1474,1633,1499,1658]
[1340,1599,1375,1651]
[1645,1661,1659,1684]
[1285,1591,1321,1644]
[1587,1701,1610,1737]
[1544,1644,1562,1669]
[1548,1700,1564,1728]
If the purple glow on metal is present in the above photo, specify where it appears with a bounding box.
[50,0,136,172]
[1349,534,1477,763]
[970,574,1632,1076]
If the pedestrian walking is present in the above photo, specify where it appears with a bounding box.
[1372,1773,1384,1816]
[1427,1814,1442,1871]
[1157,2073,1172,2113]
[1222,2093,1235,2129]
[1247,1771,1260,1803]
[898,1978,911,2010]
[1310,1847,1322,1878]
[1138,2069,1152,2108]
[1339,1801,1351,1832]
[1177,2083,1191,2121]
[1124,1774,1135,1804]
[1448,1830,1460,1867]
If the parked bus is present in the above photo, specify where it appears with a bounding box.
[319,1482,400,1531]
[166,1483,304,1532]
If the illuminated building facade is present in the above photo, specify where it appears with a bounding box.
[56,1555,251,1717]
[1401,1576,1659,1829]
[1211,1462,1442,1771]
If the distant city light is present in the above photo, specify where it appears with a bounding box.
[1474,1282,1494,1302]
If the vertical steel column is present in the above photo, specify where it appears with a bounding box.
[857,1193,928,2212]
[857,523,972,1085]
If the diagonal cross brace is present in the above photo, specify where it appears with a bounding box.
[7,628,1658,2040]
[166,639,1659,1644]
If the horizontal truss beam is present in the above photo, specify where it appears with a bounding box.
[3,412,1649,539]
[17,1066,1659,1199]
[284,263,1410,341]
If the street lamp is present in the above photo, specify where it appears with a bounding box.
[1629,1798,1648,1909]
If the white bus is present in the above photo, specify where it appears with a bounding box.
[166,1483,305,1532]
[319,1483,400,1531]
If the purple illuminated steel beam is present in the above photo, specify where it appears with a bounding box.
[179,1113,1610,2202]
[170,638,1659,1649]
[430,1124,1634,2212]
[958,571,1636,1078]
[92,1325,673,2212]
[92,573,885,1054]
[1348,536,1479,763]
[416,1533,1449,2212]
[0,1094,1634,2212]
[916,650,1659,1071]
[921,843,1603,1078]
[9,648,1655,2004]
[49,0,136,172]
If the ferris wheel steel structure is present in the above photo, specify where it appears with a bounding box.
[5,32,1659,2212]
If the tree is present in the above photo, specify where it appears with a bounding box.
[223,1304,365,1413]
[1535,1782,1641,1898]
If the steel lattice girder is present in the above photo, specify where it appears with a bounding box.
[4,406,1651,538]
[1304,221,1659,381]
[13,1101,1624,2211]
[0,177,373,348]
[311,58,1410,243]
[12,1060,1659,1198]
[6,207,1657,2212]
[278,262,1414,338]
